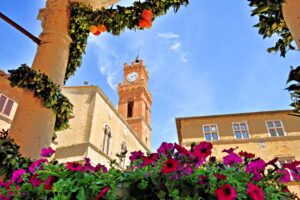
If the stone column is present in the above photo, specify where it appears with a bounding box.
[282,0,300,49]
[9,0,72,159]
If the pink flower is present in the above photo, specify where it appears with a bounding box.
[246,159,265,181]
[143,153,158,166]
[161,158,178,174]
[0,181,10,190]
[66,162,84,171]
[193,142,213,161]
[214,174,227,180]
[94,163,108,173]
[40,147,55,157]
[215,184,237,200]
[11,169,26,183]
[222,147,238,154]
[276,170,291,183]
[29,159,48,173]
[247,183,264,200]
[44,176,57,190]
[174,143,192,156]
[239,151,255,159]
[157,142,174,155]
[129,150,145,162]
[96,186,110,200]
[223,153,243,166]
[283,160,300,170]
[29,174,43,187]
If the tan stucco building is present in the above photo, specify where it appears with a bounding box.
[176,110,300,195]
[0,57,151,168]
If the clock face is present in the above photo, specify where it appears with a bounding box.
[127,72,138,82]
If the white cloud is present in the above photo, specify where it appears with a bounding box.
[87,35,120,90]
[158,32,180,39]
[170,42,181,50]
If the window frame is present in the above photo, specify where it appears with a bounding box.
[0,94,14,117]
[102,124,112,155]
[265,120,286,137]
[202,124,220,141]
[231,121,250,139]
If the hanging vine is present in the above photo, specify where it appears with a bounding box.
[8,65,73,131]
[7,0,189,132]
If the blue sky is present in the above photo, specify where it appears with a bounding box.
[1,0,299,151]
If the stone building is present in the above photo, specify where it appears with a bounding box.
[176,110,300,194]
[0,57,151,168]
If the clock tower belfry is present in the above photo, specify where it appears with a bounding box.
[118,57,152,148]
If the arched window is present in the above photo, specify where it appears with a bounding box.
[102,125,112,155]
[120,141,127,167]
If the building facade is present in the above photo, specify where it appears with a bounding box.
[176,110,300,194]
[0,58,151,168]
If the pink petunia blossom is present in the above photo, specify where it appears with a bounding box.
[40,147,55,157]
[246,159,265,181]
[29,174,43,187]
[223,153,243,166]
[193,142,213,161]
[157,142,174,155]
[66,162,84,171]
[247,182,264,200]
[11,169,26,183]
[29,159,48,173]
[129,150,145,162]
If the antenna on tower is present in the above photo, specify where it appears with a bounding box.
[135,54,140,63]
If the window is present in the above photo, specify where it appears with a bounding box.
[232,122,249,139]
[266,120,285,137]
[127,101,134,118]
[102,125,112,155]
[203,124,219,141]
[120,141,127,167]
[0,94,14,116]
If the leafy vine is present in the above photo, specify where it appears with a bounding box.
[66,0,189,81]
[247,0,295,57]
[287,66,300,116]
[8,65,73,131]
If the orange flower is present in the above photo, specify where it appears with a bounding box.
[142,9,153,21]
[139,19,152,29]
[98,24,107,32]
[90,25,101,36]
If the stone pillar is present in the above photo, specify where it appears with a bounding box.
[282,0,300,49]
[9,0,72,159]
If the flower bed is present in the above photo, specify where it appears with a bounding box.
[0,136,299,199]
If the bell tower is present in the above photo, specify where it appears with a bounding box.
[118,57,152,148]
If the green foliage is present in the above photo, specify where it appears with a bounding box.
[287,66,300,116]
[65,0,189,81]
[0,129,32,180]
[247,0,295,57]
[8,65,73,131]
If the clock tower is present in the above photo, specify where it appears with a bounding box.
[118,57,152,148]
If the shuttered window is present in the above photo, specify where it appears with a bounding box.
[0,94,14,116]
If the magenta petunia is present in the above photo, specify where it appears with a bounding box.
[214,174,227,180]
[161,158,178,174]
[157,142,174,155]
[222,147,238,154]
[239,151,255,159]
[29,159,48,173]
[44,176,57,190]
[276,170,291,183]
[174,143,192,156]
[11,169,26,183]
[0,181,11,190]
[193,141,213,161]
[29,174,43,187]
[215,184,237,200]
[247,182,264,200]
[223,153,243,166]
[143,153,158,166]
[129,150,145,162]
[66,162,84,171]
[40,147,55,157]
[95,186,110,200]
[246,159,265,181]
[94,163,108,173]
